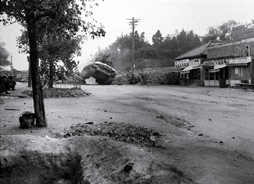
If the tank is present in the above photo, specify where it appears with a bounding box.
[81,61,117,85]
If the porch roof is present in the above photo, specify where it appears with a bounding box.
[180,65,201,74]
[209,64,227,73]
[214,64,227,70]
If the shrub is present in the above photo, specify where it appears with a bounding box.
[139,72,150,85]
[126,71,141,84]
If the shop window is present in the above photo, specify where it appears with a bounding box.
[235,68,239,75]
[205,68,209,80]
[210,73,214,80]
[215,72,219,80]
[235,67,243,77]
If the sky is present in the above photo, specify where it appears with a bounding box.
[0,0,254,71]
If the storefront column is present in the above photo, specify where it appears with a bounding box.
[200,67,204,86]
[251,59,254,85]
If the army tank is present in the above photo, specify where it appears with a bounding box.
[81,61,117,85]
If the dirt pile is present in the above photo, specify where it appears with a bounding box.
[22,88,90,98]
[0,135,194,184]
[0,151,82,184]
[62,122,163,148]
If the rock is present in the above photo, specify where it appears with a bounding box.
[198,133,203,136]
[156,115,164,119]
[123,162,134,173]
[86,122,94,125]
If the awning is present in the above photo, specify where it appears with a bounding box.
[209,64,227,73]
[214,64,227,70]
[227,63,250,66]
[227,56,251,66]
[180,65,201,74]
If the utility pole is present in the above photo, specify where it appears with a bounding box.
[127,17,140,70]
[10,54,13,75]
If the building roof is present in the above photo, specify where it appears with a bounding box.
[207,37,254,50]
[175,41,213,60]
[207,37,254,59]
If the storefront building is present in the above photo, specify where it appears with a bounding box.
[175,41,220,86]
[206,38,254,87]
[202,59,229,87]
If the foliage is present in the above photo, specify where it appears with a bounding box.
[14,0,105,88]
[139,71,150,85]
[164,72,180,85]
[0,0,105,127]
[92,29,201,72]
[202,20,238,43]
[0,42,10,67]
[152,30,163,46]
[126,71,140,84]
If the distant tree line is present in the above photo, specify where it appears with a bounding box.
[93,29,201,71]
[92,20,253,72]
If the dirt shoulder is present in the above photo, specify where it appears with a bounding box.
[1,83,254,184]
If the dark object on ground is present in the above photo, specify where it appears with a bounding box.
[156,115,165,119]
[4,108,20,111]
[81,61,117,85]
[85,122,94,125]
[19,111,35,129]
[123,162,134,173]
[0,76,10,94]
[5,76,16,90]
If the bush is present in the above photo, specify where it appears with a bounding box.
[164,72,180,85]
[126,71,141,84]
[139,72,150,85]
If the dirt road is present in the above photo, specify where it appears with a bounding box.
[1,84,254,184]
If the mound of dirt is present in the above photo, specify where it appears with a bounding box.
[0,135,194,184]
[62,122,163,148]
[22,88,90,98]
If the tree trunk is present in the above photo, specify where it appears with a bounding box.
[48,59,54,88]
[27,14,47,127]
[27,56,32,87]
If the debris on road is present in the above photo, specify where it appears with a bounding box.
[85,122,94,125]
[62,122,163,148]
[4,108,20,111]
[22,88,89,98]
